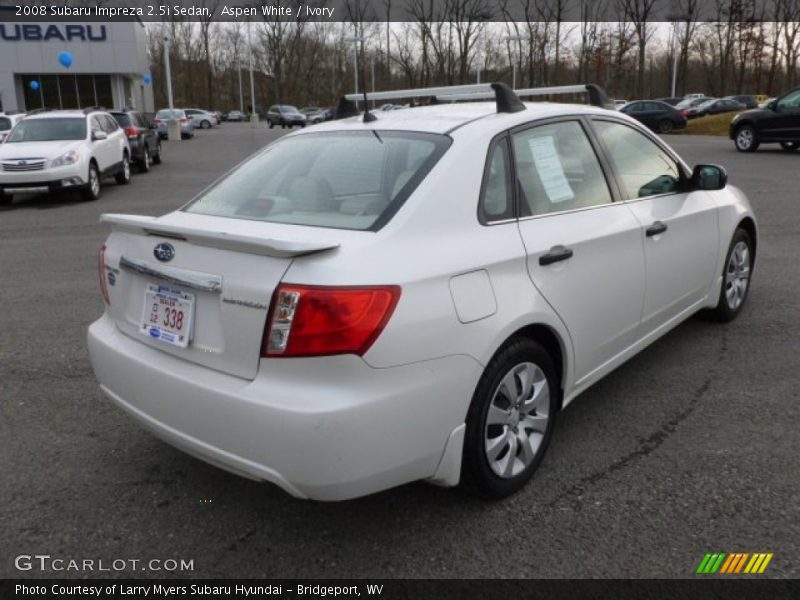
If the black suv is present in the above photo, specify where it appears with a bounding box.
[266,105,307,128]
[110,110,162,171]
[730,87,800,152]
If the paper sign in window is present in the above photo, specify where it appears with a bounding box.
[528,136,574,204]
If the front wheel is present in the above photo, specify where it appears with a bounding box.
[734,125,759,152]
[200,120,211,129]
[657,119,674,134]
[115,153,131,185]
[780,141,800,151]
[152,142,162,165]
[81,162,101,201]
[139,147,151,172]
[462,338,558,499]
[709,228,754,322]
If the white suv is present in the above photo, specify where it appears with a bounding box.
[0,109,131,204]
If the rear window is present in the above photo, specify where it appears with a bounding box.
[156,110,184,119]
[184,130,451,231]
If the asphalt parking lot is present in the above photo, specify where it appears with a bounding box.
[1,124,798,579]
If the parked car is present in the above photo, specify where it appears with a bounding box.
[730,86,800,152]
[758,97,775,109]
[209,110,223,124]
[656,97,684,106]
[111,110,162,172]
[613,99,628,110]
[88,83,757,501]
[266,105,307,128]
[0,112,26,143]
[226,110,246,122]
[152,109,194,140]
[684,93,707,99]
[619,100,687,133]
[675,97,714,111]
[184,108,218,129]
[0,108,130,204]
[724,95,758,109]
[300,107,327,124]
[686,98,744,119]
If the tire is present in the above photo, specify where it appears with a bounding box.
[734,125,759,152]
[115,153,131,185]
[200,120,211,129]
[780,141,800,151]
[139,147,151,173]
[708,228,754,322]
[461,337,558,499]
[81,162,101,201]
[268,120,274,128]
[0,190,11,205]
[657,119,674,134]
[152,142,162,165]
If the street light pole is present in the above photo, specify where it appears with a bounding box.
[504,34,524,89]
[238,58,244,114]
[668,15,691,98]
[345,36,365,104]
[163,29,180,142]
[248,18,258,126]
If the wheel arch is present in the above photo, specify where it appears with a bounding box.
[496,323,568,411]
[737,216,757,262]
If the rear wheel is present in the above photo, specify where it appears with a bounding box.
[267,120,274,128]
[462,338,558,499]
[734,125,759,152]
[709,228,753,322]
[200,120,211,129]
[657,119,674,134]
[115,153,131,185]
[81,162,101,201]
[780,141,800,151]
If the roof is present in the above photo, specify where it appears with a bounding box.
[24,109,103,119]
[300,101,613,136]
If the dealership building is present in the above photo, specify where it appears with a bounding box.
[0,20,154,114]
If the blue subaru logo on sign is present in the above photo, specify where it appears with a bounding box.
[153,242,175,262]
[150,328,161,339]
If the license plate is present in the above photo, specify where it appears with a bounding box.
[140,284,195,348]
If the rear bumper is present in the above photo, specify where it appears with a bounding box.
[87,314,482,501]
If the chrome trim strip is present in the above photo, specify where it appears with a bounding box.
[119,256,222,293]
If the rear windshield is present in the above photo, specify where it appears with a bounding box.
[7,118,86,142]
[111,113,132,127]
[185,130,451,231]
[156,110,184,119]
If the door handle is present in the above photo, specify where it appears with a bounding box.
[539,245,574,266]
[646,221,668,237]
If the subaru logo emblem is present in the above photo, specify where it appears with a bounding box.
[18,160,26,166]
[153,242,175,262]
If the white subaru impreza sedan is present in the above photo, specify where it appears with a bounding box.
[88,84,757,501]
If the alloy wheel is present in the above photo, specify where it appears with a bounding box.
[484,362,550,479]
[724,240,750,311]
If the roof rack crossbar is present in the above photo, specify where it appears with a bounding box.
[344,84,492,103]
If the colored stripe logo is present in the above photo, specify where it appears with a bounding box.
[696,552,773,574]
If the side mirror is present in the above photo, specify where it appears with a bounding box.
[92,130,108,141]
[768,100,777,111]
[691,164,727,191]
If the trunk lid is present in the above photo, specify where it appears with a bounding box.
[100,212,340,379]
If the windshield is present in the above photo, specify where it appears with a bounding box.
[185,130,451,231]
[111,113,132,127]
[7,118,86,142]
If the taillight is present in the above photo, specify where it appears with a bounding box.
[680,111,687,118]
[153,119,162,125]
[98,244,111,306]
[262,284,401,357]
[124,126,140,139]
[180,118,189,124]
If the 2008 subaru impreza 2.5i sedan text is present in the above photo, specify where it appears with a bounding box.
[88,83,757,501]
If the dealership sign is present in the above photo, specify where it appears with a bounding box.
[0,24,107,42]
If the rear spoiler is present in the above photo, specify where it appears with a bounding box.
[100,213,340,259]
